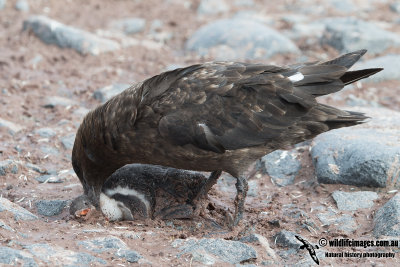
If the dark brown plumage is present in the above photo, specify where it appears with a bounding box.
[72,49,382,225]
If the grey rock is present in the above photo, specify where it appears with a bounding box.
[239,234,259,243]
[216,172,236,193]
[25,163,46,174]
[40,146,59,155]
[24,243,106,266]
[287,249,326,267]
[321,17,400,54]
[197,0,229,15]
[0,118,24,135]
[43,96,77,108]
[35,200,67,216]
[0,247,37,267]
[311,128,400,188]
[244,234,277,260]
[328,0,356,13]
[165,64,183,71]
[233,11,275,26]
[355,55,400,83]
[374,193,400,237]
[175,238,257,264]
[15,0,29,11]
[234,0,254,7]
[78,236,127,253]
[282,205,302,219]
[57,119,70,126]
[390,3,400,13]
[60,133,76,150]
[109,18,146,35]
[284,0,326,15]
[258,150,301,187]
[150,31,173,43]
[281,14,309,24]
[78,236,142,263]
[34,128,56,138]
[0,160,18,176]
[35,174,63,183]
[23,15,120,55]
[317,207,357,233]
[277,247,298,259]
[0,197,38,221]
[0,220,14,231]
[345,94,380,107]
[332,191,378,211]
[93,83,130,103]
[150,19,163,32]
[73,107,90,118]
[116,250,142,263]
[286,22,326,40]
[274,230,299,249]
[247,180,258,197]
[0,0,6,9]
[186,19,300,61]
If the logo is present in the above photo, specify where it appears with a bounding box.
[295,235,320,265]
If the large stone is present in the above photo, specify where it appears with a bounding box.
[186,19,300,61]
[0,220,14,232]
[23,16,120,55]
[286,22,325,40]
[15,0,29,11]
[355,55,400,83]
[332,191,378,211]
[25,163,46,174]
[390,3,400,13]
[0,160,18,176]
[258,150,301,186]
[232,11,275,26]
[274,230,300,249]
[109,18,146,35]
[34,127,56,138]
[327,0,356,13]
[0,197,38,221]
[311,128,400,188]
[78,236,142,263]
[345,94,380,108]
[0,0,6,9]
[197,0,229,15]
[60,133,76,150]
[234,0,254,7]
[24,243,106,266]
[321,17,400,54]
[35,200,67,216]
[93,83,130,103]
[35,174,64,183]
[0,118,24,135]
[0,247,37,267]
[40,146,59,156]
[316,207,357,233]
[374,193,400,237]
[174,238,257,265]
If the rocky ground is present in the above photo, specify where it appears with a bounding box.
[1,0,400,266]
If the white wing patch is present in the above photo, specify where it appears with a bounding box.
[288,72,304,82]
